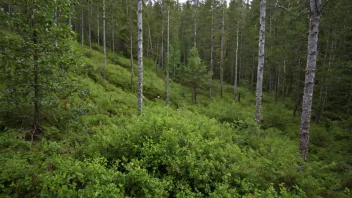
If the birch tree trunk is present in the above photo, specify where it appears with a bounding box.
[255,0,266,124]
[137,0,143,114]
[103,0,107,79]
[234,23,239,99]
[300,0,321,162]
[220,1,225,98]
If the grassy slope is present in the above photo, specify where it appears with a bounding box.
[0,42,351,197]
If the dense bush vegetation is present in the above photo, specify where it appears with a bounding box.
[0,44,351,197]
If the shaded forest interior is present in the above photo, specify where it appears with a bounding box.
[0,0,351,197]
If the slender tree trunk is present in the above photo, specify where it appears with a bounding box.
[148,21,153,59]
[300,0,321,162]
[111,7,115,53]
[32,28,40,143]
[194,0,199,47]
[69,4,72,27]
[275,64,279,104]
[54,0,58,46]
[251,52,255,90]
[255,0,266,125]
[81,7,84,45]
[209,0,214,98]
[88,0,92,48]
[293,58,301,117]
[220,1,225,98]
[127,0,134,88]
[155,37,160,71]
[234,23,239,99]
[194,86,197,104]
[103,0,107,79]
[137,0,143,114]
[282,60,286,100]
[97,7,100,46]
[315,39,329,124]
[166,8,170,105]
[161,11,164,69]
[315,40,334,124]
[347,93,352,114]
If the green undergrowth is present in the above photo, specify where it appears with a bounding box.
[0,43,351,197]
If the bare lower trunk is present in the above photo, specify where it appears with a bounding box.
[209,0,214,98]
[282,60,286,101]
[137,0,143,114]
[161,17,164,69]
[300,0,321,162]
[111,7,115,53]
[315,40,334,124]
[293,58,301,117]
[88,0,92,48]
[69,5,72,27]
[255,0,266,125]
[220,1,225,98]
[347,93,352,114]
[251,52,255,90]
[275,63,279,104]
[127,0,134,88]
[103,0,107,79]
[148,21,153,59]
[33,29,40,143]
[194,0,199,47]
[192,86,197,104]
[81,7,84,45]
[166,8,170,105]
[97,7,100,46]
[234,24,239,99]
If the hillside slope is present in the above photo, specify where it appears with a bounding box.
[0,43,351,197]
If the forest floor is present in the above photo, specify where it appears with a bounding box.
[0,42,351,197]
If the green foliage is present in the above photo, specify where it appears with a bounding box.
[180,47,211,103]
[0,34,351,197]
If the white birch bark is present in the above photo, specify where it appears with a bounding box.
[299,0,321,162]
[137,0,143,114]
[103,0,107,79]
[255,0,266,124]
